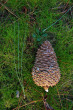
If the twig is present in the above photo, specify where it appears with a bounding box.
[55,9,67,14]
[64,0,70,10]
[43,95,55,110]
[43,5,73,32]
[51,6,65,10]
[56,86,63,108]
[0,2,19,19]
[60,80,72,88]
[63,97,73,102]
[51,92,73,97]
[0,0,8,8]
[13,99,43,110]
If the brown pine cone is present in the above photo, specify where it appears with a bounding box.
[31,41,60,92]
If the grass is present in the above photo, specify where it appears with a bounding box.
[0,0,73,110]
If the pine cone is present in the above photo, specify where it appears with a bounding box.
[31,41,60,92]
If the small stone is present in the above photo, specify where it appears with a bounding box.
[16,90,19,98]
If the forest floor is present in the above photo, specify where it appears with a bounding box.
[0,0,73,110]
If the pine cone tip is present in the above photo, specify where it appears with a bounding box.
[43,86,49,92]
